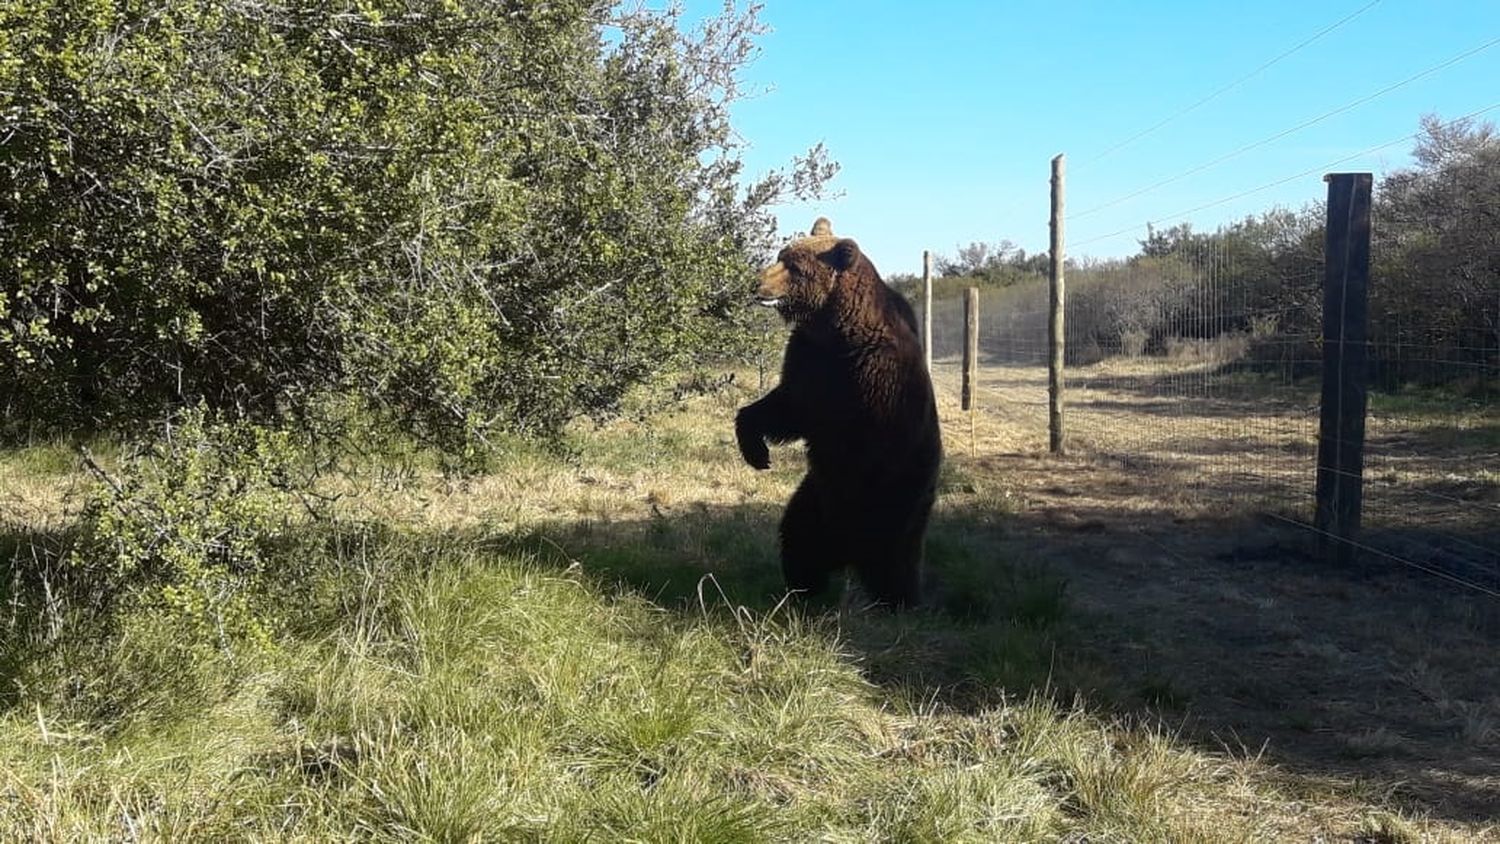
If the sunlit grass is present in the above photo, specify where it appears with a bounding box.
[0,374,1489,841]
[0,540,1274,841]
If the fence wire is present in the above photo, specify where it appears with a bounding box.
[916,199,1499,595]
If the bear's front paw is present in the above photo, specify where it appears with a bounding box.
[735,413,771,470]
[739,434,771,470]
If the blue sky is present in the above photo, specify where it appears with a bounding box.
[680,1,1500,274]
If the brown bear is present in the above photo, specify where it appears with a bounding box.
[735,219,942,607]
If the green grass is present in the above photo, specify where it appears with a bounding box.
[0,379,1483,841]
[1367,384,1500,450]
[0,534,1262,841]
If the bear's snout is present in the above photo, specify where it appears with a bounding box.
[755,261,790,307]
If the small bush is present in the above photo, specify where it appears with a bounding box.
[69,409,313,656]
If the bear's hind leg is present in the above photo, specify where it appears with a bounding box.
[854,544,922,608]
[779,476,838,597]
[853,496,932,609]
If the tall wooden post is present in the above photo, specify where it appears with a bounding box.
[963,287,979,453]
[961,287,978,411]
[1048,154,1067,454]
[1315,172,1373,565]
[922,249,933,374]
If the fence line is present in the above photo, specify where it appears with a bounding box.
[1073,37,1500,220]
[1070,103,1500,251]
[915,167,1499,596]
[1075,0,1384,171]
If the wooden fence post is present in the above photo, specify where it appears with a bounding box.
[923,249,933,374]
[963,287,979,453]
[962,287,978,411]
[1049,153,1067,454]
[1315,172,1374,565]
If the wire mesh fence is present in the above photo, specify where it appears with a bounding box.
[916,176,1499,596]
[1358,201,1500,592]
[927,286,1052,451]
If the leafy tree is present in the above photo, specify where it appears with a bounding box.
[0,0,833,451]
[1372,114,1499,389]
[1138,222,1202,259]
[934,241,999,277]
[933,239,1047,287]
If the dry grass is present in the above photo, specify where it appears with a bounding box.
[1,364,1497,840]
[929,357,1500,828]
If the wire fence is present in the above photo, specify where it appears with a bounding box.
[917,178,1500,596]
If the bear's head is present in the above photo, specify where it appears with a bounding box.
[754,218,864,323]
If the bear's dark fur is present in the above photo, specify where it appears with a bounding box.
[735,219,942,607]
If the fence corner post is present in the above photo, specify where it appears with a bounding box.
[1049,153,1067,454]
[1314,172,1374,566]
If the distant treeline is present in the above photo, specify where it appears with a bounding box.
[908,116,1499,393]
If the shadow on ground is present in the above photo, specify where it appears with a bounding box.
[4,462,1497,824]
[468,472,1500,825]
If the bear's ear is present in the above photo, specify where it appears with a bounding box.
[825,238,861,272]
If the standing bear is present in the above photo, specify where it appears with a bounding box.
[736,219,942,607]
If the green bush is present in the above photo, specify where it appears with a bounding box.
[1,410,319,721]
[0,0,831,449]
[69,409,308,654]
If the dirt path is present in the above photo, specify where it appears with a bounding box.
[930,360,1500,824]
